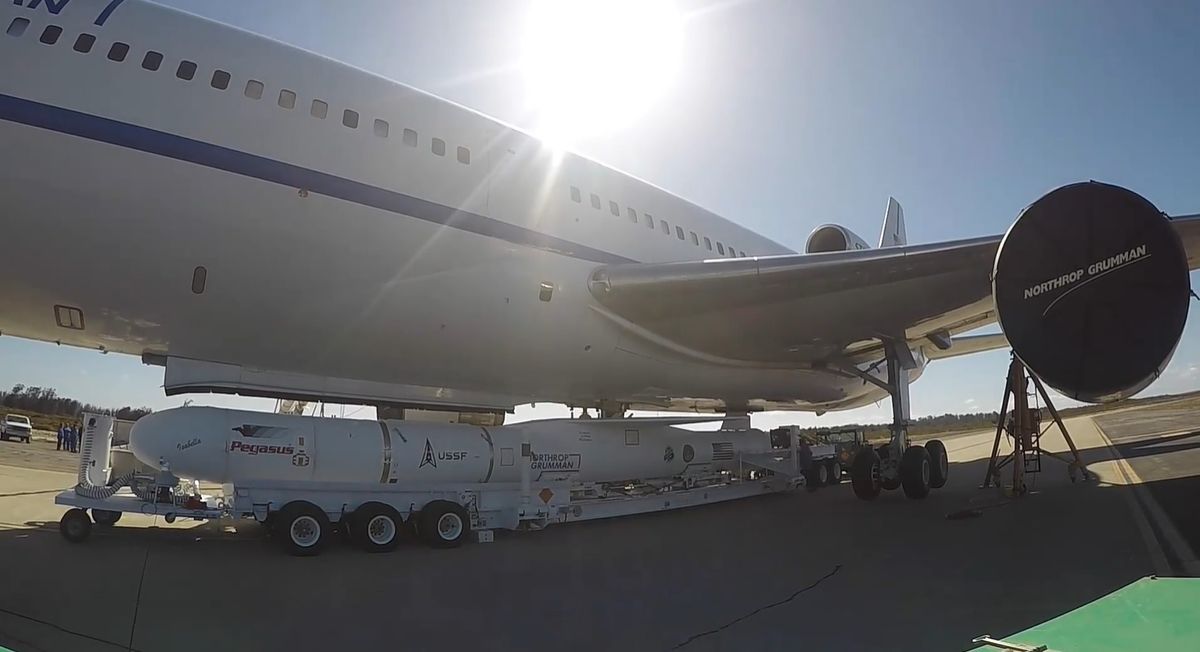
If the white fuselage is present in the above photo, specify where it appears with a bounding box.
[0,0,921,412]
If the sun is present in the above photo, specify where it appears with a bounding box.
[521,0,684,148]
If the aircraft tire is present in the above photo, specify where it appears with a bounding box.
[926,439,949,489]
[901,445,932,499]
[851,448,882,500]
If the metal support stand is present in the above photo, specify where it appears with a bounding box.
[982,354,1087,494]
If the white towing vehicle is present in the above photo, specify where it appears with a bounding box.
[54,408,835,555]
[1,414,33,443]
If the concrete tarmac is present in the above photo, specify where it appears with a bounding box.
[0,410,1192,652]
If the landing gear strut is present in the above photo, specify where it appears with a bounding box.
[840,340,946,501]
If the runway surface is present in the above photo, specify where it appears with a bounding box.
[0,404,1196,651]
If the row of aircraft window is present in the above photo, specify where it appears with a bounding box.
[569,186,747,257]
[8,17,473,164]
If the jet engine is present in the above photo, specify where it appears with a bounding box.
[993,182,1191,402]
[806,224,871,253]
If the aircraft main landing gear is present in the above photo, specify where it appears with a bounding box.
[841,340,948,501]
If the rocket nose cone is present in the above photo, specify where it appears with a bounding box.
[129,407,230,480]
[129,410,174,467]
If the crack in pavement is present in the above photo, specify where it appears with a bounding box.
[669,564,843,649]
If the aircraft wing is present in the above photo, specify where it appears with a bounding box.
[588,214,1200,368]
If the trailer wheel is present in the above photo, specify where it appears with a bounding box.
[418,500,470,549]
[901,445,932,500]
[278,501,331,556]
[352,502,403,553]
[60,509,92,543]
[804,462,827,490]
[826,460,842,485]
[92,509,121,527]
[851,448,882,500]
[926,439,949,489]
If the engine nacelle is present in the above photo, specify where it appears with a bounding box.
[993,182,1191,403]
[806,224,871,253]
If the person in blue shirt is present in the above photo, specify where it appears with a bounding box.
[66,425,77,453]
[56,423,65,451]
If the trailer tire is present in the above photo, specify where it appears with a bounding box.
[926,439,949,489]
[352,502,403,553]
[92,509,121,526]
[278,501,331,556]
[418,500,470,549]
[851,448,882,500]
[804,462,827,490]
[901,445,932,500]
[60,509,91,543]
[827,460,842,485]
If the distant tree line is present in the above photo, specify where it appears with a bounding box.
[0,384,152,421]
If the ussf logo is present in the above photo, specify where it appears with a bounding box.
[418,439,467,468]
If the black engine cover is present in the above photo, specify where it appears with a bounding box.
[993,182,1190,402]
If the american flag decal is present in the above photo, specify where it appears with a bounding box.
[712,442,734,461]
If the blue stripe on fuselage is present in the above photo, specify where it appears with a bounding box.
[0,93,636,265]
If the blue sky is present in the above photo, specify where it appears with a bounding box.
[3,0,1199,426]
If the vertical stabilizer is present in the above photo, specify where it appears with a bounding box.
[879,197,906,247]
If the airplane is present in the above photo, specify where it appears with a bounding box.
[2,0,1199,501]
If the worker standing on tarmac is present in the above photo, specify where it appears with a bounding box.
[67,425,77,453]
[56,423,64,451]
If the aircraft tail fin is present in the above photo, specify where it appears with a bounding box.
[878,197,906,248]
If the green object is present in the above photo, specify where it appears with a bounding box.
[974,577,1200,652]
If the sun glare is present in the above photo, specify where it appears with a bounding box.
[522,0,684,148]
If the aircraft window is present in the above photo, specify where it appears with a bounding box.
[676,226,685,240]
[278,89,296,109]
[210,69,230,90]
[717,242,725,255]
[6,17,30,37]
[740,250,747,257]
[244,79,264,100]
[176,60,197,81]
[403,128,417,147]
[570,186,582,203]
[310,99,328,119]
[660,219,670,235]
[107,41,129,62]
[609,201,620,216]
[141,50,163,71]
[457,146,470,164]
[342,109,359,129]
[39,25,62,45]
[590,194,602,210]
[645,213,655,229]
[191,266,207,294]
[690,231,699,246]
[627,207,638,223]
[432,137,446,156]
[73,33,96,53]
[704,236,712,251]
[374,119,389,138]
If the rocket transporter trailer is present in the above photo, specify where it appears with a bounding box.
[56,408,884,556]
